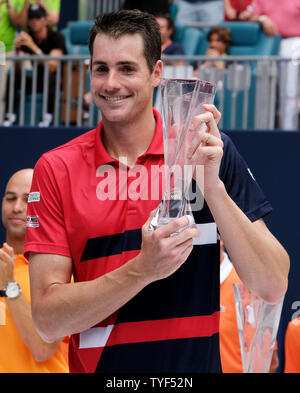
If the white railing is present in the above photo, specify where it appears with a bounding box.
[1,54,299,130]
[80,0,123,20]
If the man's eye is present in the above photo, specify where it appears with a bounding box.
[122,66,134,73]
[95,66,108,73]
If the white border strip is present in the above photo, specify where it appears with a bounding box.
[192,223,217,245]
[79,325,114,349]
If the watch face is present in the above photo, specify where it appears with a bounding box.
[6,282,21,298]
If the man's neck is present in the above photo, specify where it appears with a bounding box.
[102,108,157,168]
[5,234,24,255]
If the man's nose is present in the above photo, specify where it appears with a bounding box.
[104,70,121,91]
[13,198,25,213]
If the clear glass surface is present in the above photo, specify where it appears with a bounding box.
[233,283,284,373]
[149,78,216,231]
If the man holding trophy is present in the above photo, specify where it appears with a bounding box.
[24,10,289,373]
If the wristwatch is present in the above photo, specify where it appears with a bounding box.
[258,15,267,22]
[0,282,21,299]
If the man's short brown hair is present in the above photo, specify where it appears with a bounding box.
[88,9,162,73]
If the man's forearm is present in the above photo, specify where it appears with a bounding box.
[7,0,30,27]
[205,180,289,303]
[6,293,62,361]
[30,255,151,343]
[29,215,198,343]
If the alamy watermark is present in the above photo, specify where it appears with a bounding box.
[291,301,300,325]
[95,160,205,212]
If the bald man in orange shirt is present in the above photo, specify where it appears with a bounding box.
[0,169,68,373]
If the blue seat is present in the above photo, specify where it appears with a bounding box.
[224,21,281,56]
[61,21,94,55]
[199,22,281,56]
[173,24,205,56]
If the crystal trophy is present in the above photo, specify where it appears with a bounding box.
[233,283,284,373]
[149,78,216,231]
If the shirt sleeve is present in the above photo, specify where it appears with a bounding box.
[24,154,71,259]
[219,132,273,222]
[252,0,264,15]
[45,0,61,12]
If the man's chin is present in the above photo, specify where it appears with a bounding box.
[7,227,26,239]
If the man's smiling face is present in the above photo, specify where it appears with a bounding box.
[90,33,161,126]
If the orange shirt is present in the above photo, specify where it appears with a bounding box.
[284,316,300,373]
[219,256,243,373]
[0,254,69,373]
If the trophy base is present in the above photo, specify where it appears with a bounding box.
[148,212,195,234]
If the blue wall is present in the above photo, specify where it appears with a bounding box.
[0,126,299,372]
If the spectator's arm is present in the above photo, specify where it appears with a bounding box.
[223,0,237,20]
[35,0,60,27]
[5,0,30,28]
[48,48,63,73]
[6,292,64,362]
[0,244,63,362]
[248,13,278,36]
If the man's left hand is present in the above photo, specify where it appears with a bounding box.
[188,104,223,193]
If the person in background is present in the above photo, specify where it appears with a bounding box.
[175,0,224,25]
[12,3,66,126]
[219,239,279,373]
[155,13,185,57]
[284,316,300,373]
[202,26,232,69]
[247,0,300,130]
[223,0,253,21]
[0,168,68,373]
[12,0,60,28]
[0,0,26,124]
[0,0,60,124]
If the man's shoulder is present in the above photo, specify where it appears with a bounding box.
[41,127,97,163]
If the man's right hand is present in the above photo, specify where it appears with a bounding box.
[0,243,15,290]
[260,16,278,36]
[133,212,200,284]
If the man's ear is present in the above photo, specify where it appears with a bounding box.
[152,60,163,87]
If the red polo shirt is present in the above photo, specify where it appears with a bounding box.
[25,109,166,372]
[25,109,272,373]
[25,109,164,281]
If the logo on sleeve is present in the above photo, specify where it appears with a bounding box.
[26,216,39,228]
[28,192,40,203]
